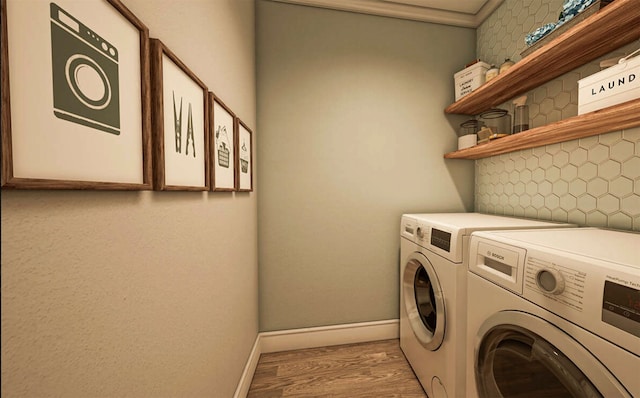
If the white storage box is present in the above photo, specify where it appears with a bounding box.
[578,54,639,114]
[454,62,490,101]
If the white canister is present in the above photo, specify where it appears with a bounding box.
[458,134,477,150]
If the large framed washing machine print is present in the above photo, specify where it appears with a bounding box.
[1,0,152,189]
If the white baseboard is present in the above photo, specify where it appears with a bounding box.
[233,319,399,397]
[259,319,400,353]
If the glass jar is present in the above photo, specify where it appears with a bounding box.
[513,105,530,133]
[485,65,499,82]
[499,58,515,74]
[458,119,485,137]
[479,108,511,139]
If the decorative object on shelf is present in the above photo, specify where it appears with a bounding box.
[444,98,640,160]
[477,127,492,145]
[522,0,612,57]
[209,93,237,191]
[479,108,511,140]
[236,119,253,192]
[457,119,483,150]
[512,95,530,134]
[446,0,640,116]
[485,65,499,82]
[444,0,640,159]
[578,48,640,115]
[150,39,209,191]
[453,61,491,101]
[499,58,515,74]
[1,0,152,190]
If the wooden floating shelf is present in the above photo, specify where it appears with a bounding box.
[445,0,640,116]
[444,99,640,160]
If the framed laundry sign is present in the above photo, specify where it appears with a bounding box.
[236,119,253,192]
[1,0,152,189]
[209,93,236,191]
[150,39,209,191]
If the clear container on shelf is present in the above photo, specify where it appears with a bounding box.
[479,108,511,140]
[513,105,529,133]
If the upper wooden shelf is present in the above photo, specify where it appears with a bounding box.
[445,0,640,116]
[444,98,640,160]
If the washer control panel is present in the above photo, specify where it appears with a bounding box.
[469,230,640,356]
[525,256,586,312]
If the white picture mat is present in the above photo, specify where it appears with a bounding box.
[7,0,144,183]
[238,123,252,190]
[212,101,235,189]
[161,54,206,187]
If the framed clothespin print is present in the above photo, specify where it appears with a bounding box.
[150,38,209,191]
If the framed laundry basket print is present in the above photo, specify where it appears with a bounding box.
[150,39,209,191]
[1,0,152,189]
[209,93,236,191]
[236,119,253,192]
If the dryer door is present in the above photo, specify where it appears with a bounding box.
[403,252,445,351]
[474,311,631,398]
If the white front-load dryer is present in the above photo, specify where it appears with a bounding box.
[399,213,576,398]
[466,228,640,398]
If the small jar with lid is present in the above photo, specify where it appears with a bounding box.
[499,58,515,74]
[458,119,485,137]
[485,65,499,82]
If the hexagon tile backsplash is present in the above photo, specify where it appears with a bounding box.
[473,0,640,232]
[475,128,640,231]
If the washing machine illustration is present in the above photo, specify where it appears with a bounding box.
[50,2,120,135]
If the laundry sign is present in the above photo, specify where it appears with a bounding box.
[578,51,640,115]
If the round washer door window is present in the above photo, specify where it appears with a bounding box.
[65,54,112,110]
[403,252,445,351]
[474,311,630,397]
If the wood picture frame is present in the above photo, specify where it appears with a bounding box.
[209,93,236,191]
[236,118,253,192]
[1,0,152,189]
[150,39,209,191]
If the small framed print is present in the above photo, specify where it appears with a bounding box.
[209,93,236,191]
[1,0,152,189]
[236,119,253,192]
[150,39,209,191]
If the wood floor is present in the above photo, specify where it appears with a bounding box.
[247,339,427,397]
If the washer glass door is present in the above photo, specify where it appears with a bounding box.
[474,312,630,397]
[403,252,445,351]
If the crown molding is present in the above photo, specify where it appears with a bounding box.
[267,0,504,27]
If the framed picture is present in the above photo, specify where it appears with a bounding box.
[1,0,152,189]
[150,39,209,191]
[236,119,253,192]
[209,93,236,191]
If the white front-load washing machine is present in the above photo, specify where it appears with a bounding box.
[399,213,576,398]
[466,228,640,397]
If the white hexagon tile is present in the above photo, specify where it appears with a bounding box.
[475,128,640,230]
[474,0,640,231]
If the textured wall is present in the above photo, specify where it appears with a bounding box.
[1,1,258,397]
[256,0,476,331]
[475,0,640,230]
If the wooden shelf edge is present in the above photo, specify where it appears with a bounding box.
[444,98,640,160]
[444,0,640,115]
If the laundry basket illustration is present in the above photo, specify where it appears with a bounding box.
[218,143,230,168]
[216,125,230,168]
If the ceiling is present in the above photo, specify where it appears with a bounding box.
[268,0,504,27]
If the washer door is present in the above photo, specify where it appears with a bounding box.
[403,252,445,351]
[474,311,631,397]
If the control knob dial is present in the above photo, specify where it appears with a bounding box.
[535,268,565,295]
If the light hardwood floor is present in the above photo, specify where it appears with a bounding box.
[247,339,427,397]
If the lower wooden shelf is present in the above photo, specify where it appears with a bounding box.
[444,98,640,160]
